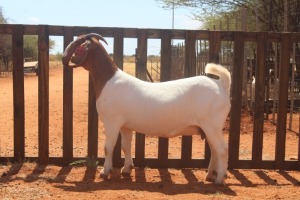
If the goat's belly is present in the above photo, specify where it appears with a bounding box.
[123,119,202,138]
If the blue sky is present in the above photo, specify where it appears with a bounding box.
[0,0,202,54]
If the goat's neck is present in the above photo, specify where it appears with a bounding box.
[88,50,118,100]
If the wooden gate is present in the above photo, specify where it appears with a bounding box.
[0,24,299,170]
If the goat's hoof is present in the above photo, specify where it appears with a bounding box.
[205,177,215,182]
[214,176,226,185]
[100,169,111,179]
[121,165,133,176]
[214,180,225,185]
[205,170,217,182]
[121,171,131,176]
[100,172,109,179]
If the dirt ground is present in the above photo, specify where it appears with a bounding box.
[0,64,300,199]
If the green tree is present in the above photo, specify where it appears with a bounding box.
[156,0,300,32]
[0,6,11,70]
[23,36,55,60]
[0,6,56,70]
[157,0,300,70]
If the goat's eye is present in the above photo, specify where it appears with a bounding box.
[75,46,85,55]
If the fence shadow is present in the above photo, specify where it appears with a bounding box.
[1,164,300,196]
[53,168,237,196]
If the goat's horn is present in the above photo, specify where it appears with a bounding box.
[62,35,87,66]
[85,33,108,45]
[62,33,107,66]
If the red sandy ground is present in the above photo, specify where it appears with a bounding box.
[0,66,300,199]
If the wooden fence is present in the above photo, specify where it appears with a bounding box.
[0,24,300,170]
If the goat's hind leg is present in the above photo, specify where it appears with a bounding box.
[120,128,134,176]
[203,127,228,185]
[205,142,217,182]
[100,124,120,179]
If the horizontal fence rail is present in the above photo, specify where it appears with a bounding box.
[0,24,300,170]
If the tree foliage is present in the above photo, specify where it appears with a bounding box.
[0,7,11,70]
[0,6,56,71]
[156,0,300,32]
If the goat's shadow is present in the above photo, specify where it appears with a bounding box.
[2,165,300,196]
[52,167,237,196]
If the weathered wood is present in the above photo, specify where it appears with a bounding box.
[160,30,172,82]
[299,124,300,169]
[157,30,172,168]
[113,28,124,167]
[228,32,244,169]
[113,28,124,70]
[205,31,221,166]
[38,25,50,164]
[63,27,74,165]
[2,23,300,170]
[136,30,148,80]
[135,29,148,167]
[252,32,267,168]
[275,33,291,169]
[12,25,25,160]
[181,31,196,167]
[88,76,99,159]
[184,31,196,77]
[209,31,221,63]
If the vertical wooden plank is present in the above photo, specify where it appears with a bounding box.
[252,32,267,167]
[38,25,49,163]
[63,27,73,165]
[275,33,291,169]
[113,28,123,167]
[158,30,171,168]
[113,28,124,70]
[135,29,148,167]
[228,32,244,169]
[88,76,98,159]
[184,31,196,77]
[12,25,25,160]
[209,31,221,63]
[205,31,221,166]
[136,30,148,80]
[299,116,300,169]
[181,30,196,167]
[160,30,172,81]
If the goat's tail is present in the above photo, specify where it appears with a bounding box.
[205,63,231,93]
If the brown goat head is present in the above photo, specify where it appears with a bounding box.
[62,33,108,68]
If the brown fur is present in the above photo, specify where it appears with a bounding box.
[74,38,118,100]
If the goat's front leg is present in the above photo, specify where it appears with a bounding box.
[120,128,134,175]
[100,125,120,179]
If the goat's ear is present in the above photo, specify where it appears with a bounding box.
[70,40,92,66]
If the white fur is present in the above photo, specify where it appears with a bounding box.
[97,63,231,184]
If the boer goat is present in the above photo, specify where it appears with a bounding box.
[62,33,231,184]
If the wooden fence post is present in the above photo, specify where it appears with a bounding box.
[135,29,148,167]
[38,25,50,164]
[63,27,74,165]
[252,32,267,168]
[205,31,221,167]
[275,33,291,169]
[209,31,221,63]
[88,76,99,159]
[12,25,25,161]
[228,31,244,169]
[158,30,172,168]
[113,28,124,167]
[181,30,196,167]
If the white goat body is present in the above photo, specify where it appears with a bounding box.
[62,33,231,185]
[98,67,230,138]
